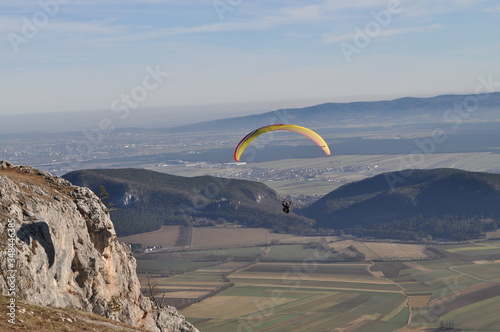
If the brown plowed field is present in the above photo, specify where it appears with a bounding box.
[119,225,181,247]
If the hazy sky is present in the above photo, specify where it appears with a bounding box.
[1,0,500,116]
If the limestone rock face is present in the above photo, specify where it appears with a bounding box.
[0,161,198,332]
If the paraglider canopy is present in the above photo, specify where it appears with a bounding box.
[234,124,330,162]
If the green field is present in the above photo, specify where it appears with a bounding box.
[440,296,500,330]
[182,271,407,332]
[451,264,500,282]
[136,259,217,274]
[151,246,266,261]
[242,262,371,276]
[446,246,499,252]
[179,260,406,331]
[262,244,350,261]
[133,237,500,331]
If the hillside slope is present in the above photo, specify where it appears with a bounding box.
[0,294,149,332]
[300,168,500,240]
[0,161,198,332]
[63,168,312,236]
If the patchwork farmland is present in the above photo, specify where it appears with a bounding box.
[181,262,407,332]
[119,225,333,249]
[122,227,500,331]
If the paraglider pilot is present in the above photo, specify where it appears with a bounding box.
[282,201,292,214]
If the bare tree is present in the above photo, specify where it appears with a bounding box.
[146,272,159,308]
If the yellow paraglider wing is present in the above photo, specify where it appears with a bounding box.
[234,124,330,161]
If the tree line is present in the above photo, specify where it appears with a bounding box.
[345,215,498,241]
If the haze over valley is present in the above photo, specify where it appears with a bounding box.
[3,92,500,196]
[2,1,500,331]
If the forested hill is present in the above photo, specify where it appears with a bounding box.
[63,168,312,236]
[300,168,500,241]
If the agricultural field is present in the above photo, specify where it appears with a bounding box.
[329,240,434,261]
[262,244,345,261]
[119,225,181,247]
[393,242,500,331]
[436,242,500,263]
[140,246,267,267]
[136,259,218,275]
[137,261,250,309]
[119,226,338,250]
[438,295,500,331]
[450,264,500,282]
[129,227,500,331]
[181,262,407,332]
[190,227,311,249]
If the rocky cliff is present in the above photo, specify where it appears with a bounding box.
[0,161,198,332]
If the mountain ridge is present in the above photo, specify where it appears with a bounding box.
[300,168,500,240]
[168,92,500,133]
[62,167,500,241]
[63,168,313,236]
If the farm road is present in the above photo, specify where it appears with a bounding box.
[366,261,412,328]
[225,245,274,277]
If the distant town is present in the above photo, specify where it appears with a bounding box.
[0,129,234,175]
[168,161,373,183]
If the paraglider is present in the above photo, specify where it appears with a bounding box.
[282,201,292,214]
[233,124,330,162]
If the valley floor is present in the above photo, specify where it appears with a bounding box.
[126,227,500,331]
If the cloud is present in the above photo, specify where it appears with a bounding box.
[46,19,124,35]
[66,0,204,5]
[322,24,441,43]
[483,5,500,16]
[321,0,396,11]
[318,0,489,18]
[280,4,325,22]
[166,4,331,35]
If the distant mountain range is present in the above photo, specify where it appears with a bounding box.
[169,92,500,133]
[63,168,312,236]
[158,92,500,163]
[300,168,500,241]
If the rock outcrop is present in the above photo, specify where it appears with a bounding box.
[0,161,198,332]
